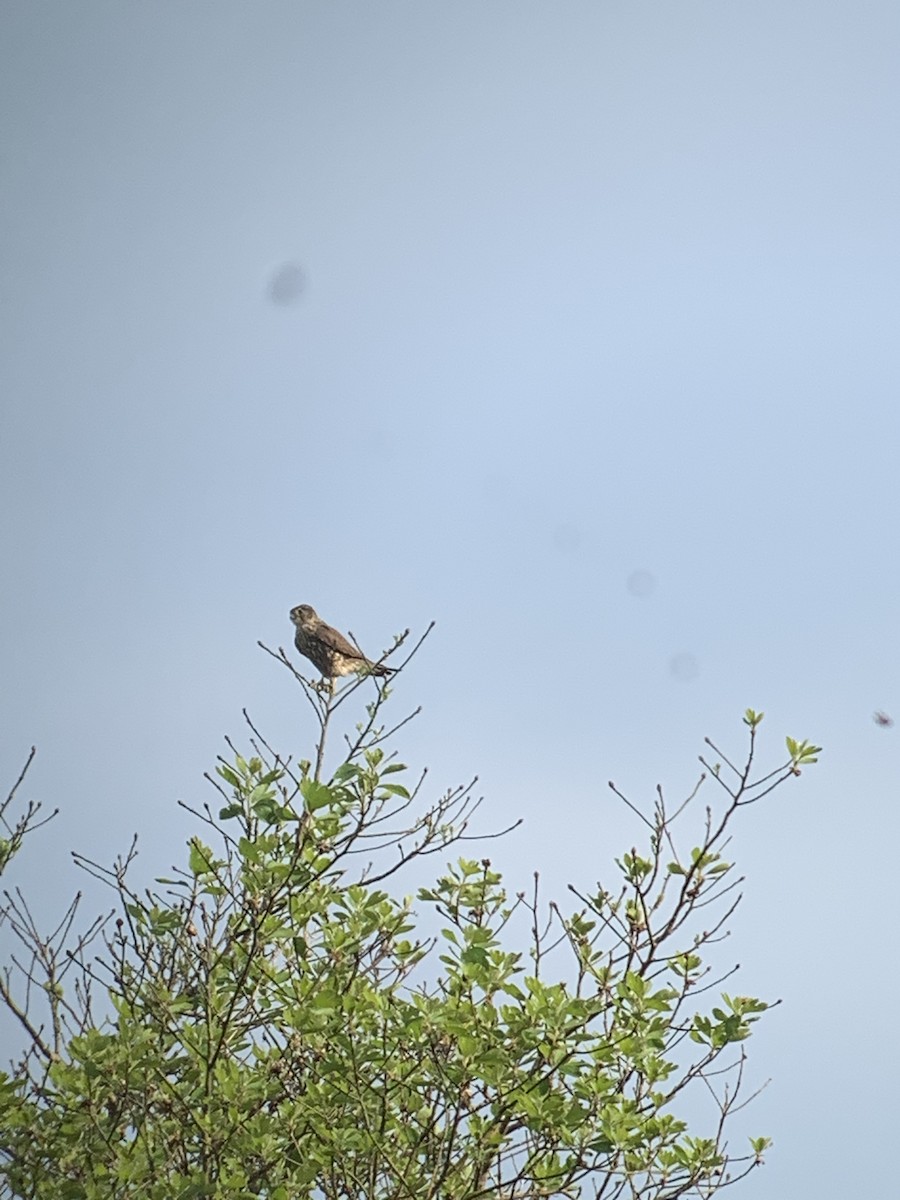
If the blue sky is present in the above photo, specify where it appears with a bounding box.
[2,3,898,1195]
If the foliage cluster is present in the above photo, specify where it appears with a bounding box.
[0,633,819,1199]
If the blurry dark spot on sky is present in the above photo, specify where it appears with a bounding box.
[627,569,655,597]
[669,653,699,682]
[268,263,306,305]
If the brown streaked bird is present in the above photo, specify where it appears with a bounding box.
[289,604,395,680]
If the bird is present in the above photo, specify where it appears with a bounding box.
[289,604,395,681]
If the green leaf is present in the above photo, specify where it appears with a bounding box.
[216,764,241,788]
[332,762,361,783]
[301,779,334,812]
[188,839,213,876]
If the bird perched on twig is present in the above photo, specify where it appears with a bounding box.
[289,604,395,681]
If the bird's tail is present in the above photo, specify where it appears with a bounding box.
[368,662,396,677]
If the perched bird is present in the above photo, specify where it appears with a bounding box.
[289,604,395,680]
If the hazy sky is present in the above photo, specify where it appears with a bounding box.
[2,4,898,1196]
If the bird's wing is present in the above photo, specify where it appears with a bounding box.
[316,620,369,662]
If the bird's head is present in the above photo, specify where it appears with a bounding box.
[290,604,317,626]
